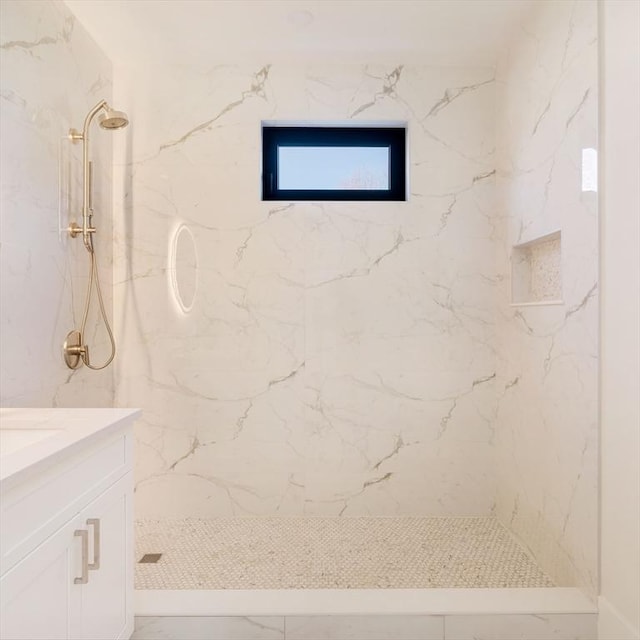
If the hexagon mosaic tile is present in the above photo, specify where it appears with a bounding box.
[135,517,554,590]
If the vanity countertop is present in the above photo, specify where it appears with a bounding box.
[0,407,140,487]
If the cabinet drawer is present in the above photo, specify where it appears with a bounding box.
[1,429,132,575]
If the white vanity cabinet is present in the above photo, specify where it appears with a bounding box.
[0,409,139,640]
[1,512,82,640]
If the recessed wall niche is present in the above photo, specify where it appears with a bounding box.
[511,231,562,305]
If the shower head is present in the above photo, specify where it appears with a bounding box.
[98,106,129,130]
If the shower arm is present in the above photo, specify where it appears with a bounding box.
[69,99,109,252]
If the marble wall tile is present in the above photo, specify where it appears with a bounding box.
[113,63,500,518]
[0,0,114,407]
[131,616,285,640]
[286,615,444,640]
[494,0,598,594]
[444,614,597,640]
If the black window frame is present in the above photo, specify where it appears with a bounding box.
[261,125,406,201]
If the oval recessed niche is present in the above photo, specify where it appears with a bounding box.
[170,224,198,313]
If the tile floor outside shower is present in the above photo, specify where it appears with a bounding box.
[134,517,554,590]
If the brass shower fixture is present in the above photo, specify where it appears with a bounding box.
[67,101,129,253]
[63,100,129,370]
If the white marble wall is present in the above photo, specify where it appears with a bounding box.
[113,63,500,517]
[0,0,114,407]
[494,0,598,594]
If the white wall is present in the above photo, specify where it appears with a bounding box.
[598,0,640,637]
[0,0,114,407]
[494,0,599,595]
[113,62,501,518]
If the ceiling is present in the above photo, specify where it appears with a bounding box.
[64,0,535,68]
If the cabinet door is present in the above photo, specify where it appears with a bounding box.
[0,517,82,640]
[79,472,133,640]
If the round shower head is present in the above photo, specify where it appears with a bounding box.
[98,107,129,130]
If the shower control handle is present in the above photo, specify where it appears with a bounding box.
[66,343,87,357]
[63,330,89,369]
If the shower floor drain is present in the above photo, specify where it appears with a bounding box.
[139,553,162,564]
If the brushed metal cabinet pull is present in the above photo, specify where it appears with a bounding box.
[86,518,100,570]
[74,529,89,584]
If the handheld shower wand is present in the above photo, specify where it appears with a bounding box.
[63,100,129,370]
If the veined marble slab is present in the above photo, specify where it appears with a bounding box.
[113,61,501,520]
[494,0,599,595]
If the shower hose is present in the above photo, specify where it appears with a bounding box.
[79,244,116,370]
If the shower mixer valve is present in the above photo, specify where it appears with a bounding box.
[63,330,89,370]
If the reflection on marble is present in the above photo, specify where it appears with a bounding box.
[113,63,500,518]
[494,0,598,594]
[0,0,114,407]
[131,616,284,640]
[444,614,597,640]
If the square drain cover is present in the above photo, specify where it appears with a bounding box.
[139,553,162,564]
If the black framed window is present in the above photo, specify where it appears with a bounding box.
[262,125,406,201]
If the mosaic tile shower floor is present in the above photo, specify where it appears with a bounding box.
[135,517,554,590]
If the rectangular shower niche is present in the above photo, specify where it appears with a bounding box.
[511,230,563,306]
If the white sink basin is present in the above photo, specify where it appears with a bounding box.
[0,429,62,455]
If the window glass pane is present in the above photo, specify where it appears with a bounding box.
[277,146,390,190]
